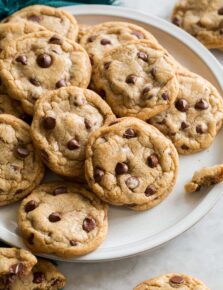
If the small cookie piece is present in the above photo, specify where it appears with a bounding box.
[85,117,179,211]
[92,40,179,120]
[149,71,223,154]
[31,86,115,179]
[0,31,91,115]
[0,114,44,206]
[172,0,223,49]
[79,21,158,64]
[0,248,37,289]
[10,258,66,290]
[185,164,223,192]
[134,273,209,289]
[17,182,108,258]
[6,5,78,41]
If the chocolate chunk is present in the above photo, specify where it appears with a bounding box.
[161,92,169,100]
[48,212,61,223]
[100,39,111,45]
[181,144,189,150]
[195,99,209,110]
[147,153,159,168]
[94,168,104,182]
[25,200,38,212]
[56,79,66,88]
[27,15,41,22]
[15,145,29,158]
[218,7,223,15]
[115,162,128,175]
[172,16,181,26]
[169,276,184,285]
[33,272,44,284]
[84,118,91,129]
[125,177,139,189]
[126,74,137,84]
[29,78,40,86]
[87,35,96,43]
[123,128,137,138]
[37,54,52,68]
[70,240,78,246]
[49,36,62,45]
[104,61,111,70]
[28,233,34,245]
[132,31,144,39]
[145,186,155,196]
[175,99,188,112]
[53,186,67,195]
[137,51,148,61]
[83,217,96,232]
[67,138,80,150]
[16,55,27,65]
[9,263,24,276]
[196,124,207,134]
[42,116,56,130]
[181,121,189,130]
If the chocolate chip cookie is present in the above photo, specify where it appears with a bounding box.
[134,273,209,289]
[31,86,115,180]
[0,31,91,115]
[185,164,223,192]
[10,258,66,290]
[92,40,179,120]
[0,248,37,290]
[0,114,44,206]
[85,117,179,211]
[17,182,108,258]
[6,5,78,41]
[172,0,223,49]
[149,70,223,154]
[79,21,158,65]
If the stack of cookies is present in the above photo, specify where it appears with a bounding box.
[0,4,222,265]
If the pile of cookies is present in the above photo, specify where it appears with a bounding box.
[0,3,222,268]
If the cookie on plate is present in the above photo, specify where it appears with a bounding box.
[149,70,223,154]
[0,114,44,206]
[172,0,223,49]
[17,182,108,258]
[0,248,37,289]
[85,117,179,211]
[31,86,115,180]
[10,258,66,290]
[185,164,223,192]
[134,273,209,289]
[79,21,158,65]
[92,40,179,120]
[0,31,91,115]
[5,5,78,41]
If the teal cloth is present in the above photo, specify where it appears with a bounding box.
[0,0,116,19]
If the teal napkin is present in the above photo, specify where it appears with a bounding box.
[0,0,116,19]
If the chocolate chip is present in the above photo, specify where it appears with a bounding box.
[181,144,189,150]
[9,263,24,276]
[16,55,27,65]
[147,153,159,168]
[150,67,156,78]
[142,85,153,100]
[40,150,49,162]
[56,79,66,88]
[169,276,184,285]
[175,99,188,112]
[87,35,96,43]
[70,240,78,246]
[145,186,155,196]
[28,233,34,244]
[29,78,40,86]
[49,36,62,45]
[137,51,148,61]
[132,31,144,39]
[84,118,91,129]
[48,212,61,223]
[100,39,111,45]
[27,15,41,22]
[104,61,111,70]
[67,138,80,150]
[53,186,67,195]
[123,128,137,139]
[33,272,44,284]
[161,92,169,100]
[42,116,56,130]
[37,54,52,68]
[115,162,128,175]
[125,177,139,189]
[172,16,181,26]
[195,99,209,110]
[218,7,223,15]
[126,74,137,84]
[181,121,189,130]
[25,200,38,212]
[196,124,207,134]
[83,217,96,232]
[15,145,29,158]
[94,168,104,182]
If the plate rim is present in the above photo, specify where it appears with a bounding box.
[1,4,223,263]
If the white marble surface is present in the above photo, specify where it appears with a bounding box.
[58,1,223,289]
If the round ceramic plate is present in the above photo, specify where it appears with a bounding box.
[1,5,223,262]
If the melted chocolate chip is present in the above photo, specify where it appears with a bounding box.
[33,272,45,284]
[25,200,38,212]
[132,31,144,39]
[56,79,66,88]
[16,55,27,65]
[161,92,169,100]
[196,124,207,134]
[48,212,61,223]
[123,128,137,138]
[104,61,111,70]
[126,74,137,84]
[142,86,153,100]
[181,121,189,130]
[27,15,41,22]
[175,99,188,112]
[195,99,209,110]
[42,116,56,130]
[37,54,52,68]
[181,144,189,150]
[169,276,184,285]
[70,240,78,246]
[67,138,80,150]
[94,168,104,182]
[49,36,62,45]
[29,78,40,86]
[137,51,148,61]
[15,145,29,158]
[83,217,96,232]
[147,153,159,168]
[9,263,24,276]
[87,35,96,43]
[53,186,67,195]
[115,162,128,175]
[125,176,139,189]
[100,39,111,45]
[145,186,155,196]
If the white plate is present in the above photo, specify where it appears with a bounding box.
[1,5,223,263]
